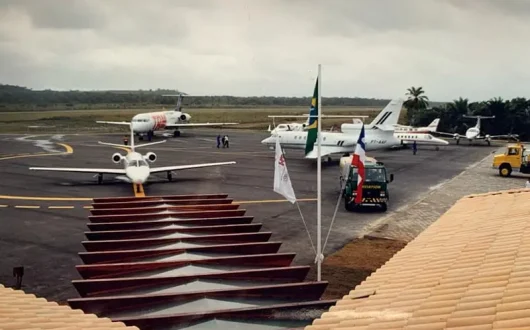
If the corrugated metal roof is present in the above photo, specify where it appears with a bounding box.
[69,193,336,329]
[306,188,530,330]
[0,283,138,330]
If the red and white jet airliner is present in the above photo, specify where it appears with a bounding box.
[97,94,238,140]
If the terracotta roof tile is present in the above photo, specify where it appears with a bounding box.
[306,189,530,330]
[0,284,138,330]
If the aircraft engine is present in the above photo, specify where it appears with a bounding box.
[180,113,191,121]
[112,153,123,164]
[485,134,491,141]
[145,152,157,163]
[453,133,459,140]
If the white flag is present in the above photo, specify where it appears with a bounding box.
[274,137,297,203]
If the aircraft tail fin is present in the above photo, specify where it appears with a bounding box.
[428,118,440,131]
[369,99,404,130]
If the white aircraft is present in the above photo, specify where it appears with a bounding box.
[435,115,518,145]
[267,114,368,134]
[97,94,238,140]
[394,118,440,133]
[341,118,448,149]
[29,123,236,191]
[261,99,404,161]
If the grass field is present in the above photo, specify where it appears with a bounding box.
[0,106,407,133]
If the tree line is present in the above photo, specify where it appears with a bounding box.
[0,84,390,109]
[404,86,530,141]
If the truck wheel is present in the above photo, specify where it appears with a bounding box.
[344,199,355,211]
[499,164,512,177]
[380,203,388,212]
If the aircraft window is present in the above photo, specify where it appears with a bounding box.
[139,159,148,166]
[427,135,432,139]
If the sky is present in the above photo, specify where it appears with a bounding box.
[1,0,530,101]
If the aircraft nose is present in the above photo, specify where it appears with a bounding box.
[261,136,273,145]
[126,167,150,184]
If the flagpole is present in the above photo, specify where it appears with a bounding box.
[317,64,322,281]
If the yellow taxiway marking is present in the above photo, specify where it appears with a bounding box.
[0,143,73,161]
[14,205,40,209]
[0,195,92,201]
[48,206,75,209]
[133,184,145,197]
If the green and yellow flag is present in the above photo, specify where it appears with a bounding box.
[304,77,319,155]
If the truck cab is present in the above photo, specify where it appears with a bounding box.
[492,143,530,177]
[339,156,394,212]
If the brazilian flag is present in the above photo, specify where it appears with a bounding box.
[304,78,318,155]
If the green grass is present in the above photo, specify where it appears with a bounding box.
[0,106,407,133]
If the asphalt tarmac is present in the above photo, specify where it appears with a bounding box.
[0,130,499,302]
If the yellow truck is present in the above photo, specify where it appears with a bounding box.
[492,143,530,177]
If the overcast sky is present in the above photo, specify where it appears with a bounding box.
[1,0,530,101]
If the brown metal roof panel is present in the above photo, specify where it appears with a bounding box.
[81,232,273,252]
[76,253,297,279]
[88,209,247,223]
[78,241,282,264]
[112,300,337,330]
[91,198,234,209]
[68,282,329,317]
[90,204,241,216]
[84,223,263,241]
[92,194,229,203]
[73,266,312,298]
[86,216,255,231]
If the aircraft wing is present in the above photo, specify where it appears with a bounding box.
[149,161,236,173]
[164,123,238,128]
[435,131,462,138]
[96,121,131,126]
[29,167,126,174]
[304,146,351,159]
[488,134,519,140]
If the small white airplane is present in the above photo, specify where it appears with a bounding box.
[29,123,236,191]
[435,115,518,145]
[341,118,448,149]
[394,118,440,133]
[267,114,368,134]
[261,99,404,161]
[97,94,238,140]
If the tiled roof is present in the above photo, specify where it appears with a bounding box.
[306,188,530,330]
[69,193,337,329]
[0,284,138,330]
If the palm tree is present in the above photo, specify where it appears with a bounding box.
[445,97,469,133]
[404,86,429,126]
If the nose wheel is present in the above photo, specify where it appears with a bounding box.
[167,171,173,181]
[97,173,103,184]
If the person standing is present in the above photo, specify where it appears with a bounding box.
[224,135,230,148]
[412,141,417,155]
[216,134,221,148]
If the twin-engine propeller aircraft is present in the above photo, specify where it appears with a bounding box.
[394,118,440,133]
[29,123,236,191]
[435,115,518,145]
[97,94,238,141]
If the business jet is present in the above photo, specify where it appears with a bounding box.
[261,99,404,161]
[435,115,518,145]
[267,114,368,134]
[97,94,238,141]
[341,118,448,149]
[29,123,236,191]
[394,118,440,133]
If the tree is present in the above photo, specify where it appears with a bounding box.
[404,86,429,126]
[444,97,469,133]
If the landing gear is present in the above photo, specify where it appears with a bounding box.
[487,140,491,146]
[173,130,181,137]
[167,171,173,181]
[147,131,154,141]
[456,138,460,145]
[97,173,103,184]
[136,184,141,193]
[435,146,440,151]
[327,156,332,163]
